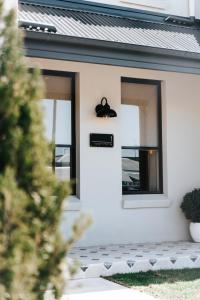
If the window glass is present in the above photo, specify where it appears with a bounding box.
[121,80,162,194]
[55,100,71,145]
[122,148,160,193]
[41,99,54,142]
[121,105,140,146]
[121,82,158,147]
[41,75,73,183]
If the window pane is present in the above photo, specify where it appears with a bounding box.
[41,75,72,182]
[55,100,71,145]
[122,148,160,193]
[122,148,140,192]
[121,80,162,194]
[41,99,54,142]
[121,105,140,146]
[43,75,71,100]
[54,100,71,182]
[55,145,71,181]
[121,82,158,147]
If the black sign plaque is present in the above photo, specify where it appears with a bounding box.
[90,133,114,148]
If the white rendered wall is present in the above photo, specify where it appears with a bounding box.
[29,57,200,246]
[85,0,194,17]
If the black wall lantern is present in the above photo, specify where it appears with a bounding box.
[95,97,117,118]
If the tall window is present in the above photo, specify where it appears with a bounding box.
[121,78,163,194]
[41,70,76,192]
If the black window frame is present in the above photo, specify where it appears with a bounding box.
[42,69,76,194]
[121,77,163,195]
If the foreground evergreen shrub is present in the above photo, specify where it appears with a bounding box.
[0,2,90,299]
[181,189,200,223]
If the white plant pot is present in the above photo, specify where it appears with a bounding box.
[190,222,200,242]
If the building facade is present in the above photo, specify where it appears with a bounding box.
[17,0,200,247]
[86,0,200,18]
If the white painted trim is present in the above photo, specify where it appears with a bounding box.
[120,0,167,10]
[189,0,195,16]
[123,194,171,209]
[63,196,81,211]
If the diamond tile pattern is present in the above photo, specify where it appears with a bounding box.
[68,242,200,279]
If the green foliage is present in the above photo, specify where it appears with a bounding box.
[107,269,200,300]
[0,2,90,299]
[181,189,200,223]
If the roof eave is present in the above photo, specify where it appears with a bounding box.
[23,31,200,60]
[23,31,200,75]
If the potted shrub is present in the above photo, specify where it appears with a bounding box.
[181,189,200,242]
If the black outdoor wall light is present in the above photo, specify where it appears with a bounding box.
[95,97,117,118]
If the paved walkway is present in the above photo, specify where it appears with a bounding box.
[68,241,200,279]
[61,241,199,299]
[62,278,155,300]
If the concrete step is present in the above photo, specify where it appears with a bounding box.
[68,241,200,279]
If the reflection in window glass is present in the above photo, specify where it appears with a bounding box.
[121,80,162,194]
[122,148,159,193]
[41,75,73,182]
[41,99,54,142]
[121,105,140,146]
[55,146,71,181]
[55,100,71,145]
[121,82,158,147]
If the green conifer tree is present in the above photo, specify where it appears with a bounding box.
[0,2,90,299]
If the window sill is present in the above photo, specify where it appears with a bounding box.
[123,194,171,209]
[63,196,81,211]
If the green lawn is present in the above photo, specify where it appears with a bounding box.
[106,269,200,300]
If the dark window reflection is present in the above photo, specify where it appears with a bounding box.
[55,145,71,181]
[122,148,160,194]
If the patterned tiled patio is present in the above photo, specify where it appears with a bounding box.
[68,241,200,279]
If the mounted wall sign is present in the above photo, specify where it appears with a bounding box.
[90,133,114,147]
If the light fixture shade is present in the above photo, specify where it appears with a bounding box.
[95,97,117,118]
[108,109,117,118]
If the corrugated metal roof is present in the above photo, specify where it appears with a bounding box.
[19,2,200,54]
